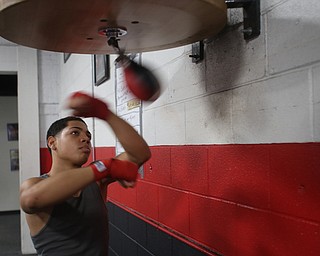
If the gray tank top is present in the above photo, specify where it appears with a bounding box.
[31,178,109,256]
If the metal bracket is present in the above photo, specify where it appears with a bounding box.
[189,41,204,63]
[225,0,260,40]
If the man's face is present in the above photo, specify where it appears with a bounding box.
[53,120,92,166]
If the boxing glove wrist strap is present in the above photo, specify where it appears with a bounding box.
[90,158,139,181]
[90,160,111,181]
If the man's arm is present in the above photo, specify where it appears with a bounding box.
[67,92,151,166]
[20,167,96,214]
[103,112,151,165]
[20,158,139,213]
[20,92,151,214]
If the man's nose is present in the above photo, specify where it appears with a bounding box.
[81,135,90,143]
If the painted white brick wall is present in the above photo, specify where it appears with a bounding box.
[205,24,266,92]
[142,0,320,145]
[154,103,186,145]
[261,0,289,12]
[59,54,92,106]
[312,65,320,141]
[232,70,312,143]
[186,91,234,144]
[34,0,320,147]
[38,51,61,147]
[267,0,320,74]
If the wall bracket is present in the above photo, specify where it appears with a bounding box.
[189,41,204,63]
[225,0,260,40]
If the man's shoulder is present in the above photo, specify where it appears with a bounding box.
[20,176,45,189]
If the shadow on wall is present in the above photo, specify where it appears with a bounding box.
[205,10,320,87]
[204,15,320,131]
[204,22,263,94]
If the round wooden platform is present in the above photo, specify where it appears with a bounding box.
[0,0,227,54]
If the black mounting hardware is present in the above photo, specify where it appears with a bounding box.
[189,41,204,63]
[225,0,260,40]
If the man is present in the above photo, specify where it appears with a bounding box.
[20,91,151,255]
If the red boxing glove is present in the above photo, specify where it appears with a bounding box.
[69,91,110,120]
[90,158,138,181]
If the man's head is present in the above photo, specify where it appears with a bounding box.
[46,116,86,155]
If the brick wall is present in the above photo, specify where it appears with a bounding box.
[40,142,320,255]
[107,144,320,255]
[36,0,320,255]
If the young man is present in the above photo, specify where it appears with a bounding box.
[20,91,151,255]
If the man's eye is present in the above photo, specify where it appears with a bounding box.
[71,131,79,135]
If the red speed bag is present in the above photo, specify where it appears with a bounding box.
[123,60,160,101]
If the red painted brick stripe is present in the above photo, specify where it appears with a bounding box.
[41,143,320,256]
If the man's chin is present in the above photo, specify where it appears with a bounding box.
[77,157,90,167]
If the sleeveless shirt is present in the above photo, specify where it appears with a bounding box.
[31,176,109,256]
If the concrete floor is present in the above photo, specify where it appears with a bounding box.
[0,211,36,256]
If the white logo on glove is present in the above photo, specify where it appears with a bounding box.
[94,161,107,173]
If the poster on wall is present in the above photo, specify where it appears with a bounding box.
[7,123,18,141]
[115,54,144,177]
[10,149,19,171]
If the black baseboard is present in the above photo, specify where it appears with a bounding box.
[107,202,208,256]
[0,210,20,215]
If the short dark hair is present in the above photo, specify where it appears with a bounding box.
[46,116,86,154]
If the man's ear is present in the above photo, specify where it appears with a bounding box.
[47,136,56,150]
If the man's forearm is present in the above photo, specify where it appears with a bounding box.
[105,112,151,166]
[20,167,95,213]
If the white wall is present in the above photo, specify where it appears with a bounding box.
[0,46,17,72]
[18,46,40,254]
[0,40,19,212]
[0,97,19,211]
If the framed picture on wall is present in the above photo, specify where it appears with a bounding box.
[94,54,110,86]
[7,123,18,141]
[10,149,19,171]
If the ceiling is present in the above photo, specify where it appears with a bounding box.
[0,75,17,96]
